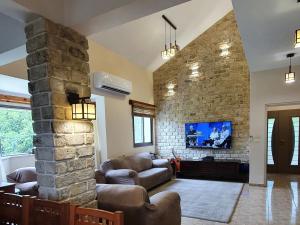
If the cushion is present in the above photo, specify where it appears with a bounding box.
[138,168,169,190]
[96,183,150,205]
[7,167,37,183]
[110,157,132,170]
[126,153,153,172]
[16,181,38,196]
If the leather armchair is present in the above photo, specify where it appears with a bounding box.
[6,167,38,196]
[96,184,181,225]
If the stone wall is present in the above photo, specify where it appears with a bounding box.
[153,11,250,162]
[25,17,96,206]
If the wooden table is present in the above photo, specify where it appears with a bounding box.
[0,182,16,193]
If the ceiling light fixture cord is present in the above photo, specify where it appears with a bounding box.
[165,21,167,50]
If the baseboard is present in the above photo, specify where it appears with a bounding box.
[249,183,267,187]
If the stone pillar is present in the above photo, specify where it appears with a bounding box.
[25,17,96,207]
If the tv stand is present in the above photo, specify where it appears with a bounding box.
[176,159,248,182]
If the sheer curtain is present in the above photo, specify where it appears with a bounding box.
[0,156,7,182]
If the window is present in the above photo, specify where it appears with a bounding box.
[0,107,33,156]
[133,116,153,146]
[267,118,275,165]
[291,117,299,166]
[130,100,155,147]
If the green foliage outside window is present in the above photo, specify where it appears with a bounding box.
[0,107,33,156]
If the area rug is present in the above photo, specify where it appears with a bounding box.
[149,179,244,223]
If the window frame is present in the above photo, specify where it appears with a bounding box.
[129,100,155,148]
[132,113,154,147]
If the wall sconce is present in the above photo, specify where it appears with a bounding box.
[166,82,176,96]
[219,42,231,57]
[295,29,300,49]
[67,92,96,120]
[189,62,200,79]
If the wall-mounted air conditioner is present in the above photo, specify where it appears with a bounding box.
[93,72,132,95]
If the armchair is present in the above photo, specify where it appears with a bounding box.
[96,184,181,225]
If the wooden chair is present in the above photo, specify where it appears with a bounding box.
[70,205,124,225]
[29,198,70,225]
[0,191,31,225]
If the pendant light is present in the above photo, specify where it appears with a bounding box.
[161,15,179,60]
[285,53,296,84]
[295,29,300,49]
[161,21,170,60]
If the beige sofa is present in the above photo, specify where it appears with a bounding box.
[100,152,173,190]
[96,184,181,225]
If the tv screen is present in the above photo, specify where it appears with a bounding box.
[185,121,232,149]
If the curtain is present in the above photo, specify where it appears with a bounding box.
[0,156,7,182]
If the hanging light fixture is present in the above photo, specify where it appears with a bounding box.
[285,53,296,84]
[295,29,300,48]
[161,15,179,60]
[67,92,96,120]
[161,21,170,60]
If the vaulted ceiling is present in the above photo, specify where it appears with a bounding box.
[233,0,300,72]
[91,0,233,71]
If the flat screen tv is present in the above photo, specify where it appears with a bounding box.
[185,121,232,149]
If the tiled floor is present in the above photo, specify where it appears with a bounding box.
[181,174,300,225]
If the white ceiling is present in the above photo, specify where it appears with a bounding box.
[232,0,300,73]
[0,0,189,66]
[90,0,233,72]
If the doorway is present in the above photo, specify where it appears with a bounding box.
[267,109,300,173]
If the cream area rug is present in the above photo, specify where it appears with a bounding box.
[149,179,244,223]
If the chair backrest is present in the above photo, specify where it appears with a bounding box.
[0,191,31,225]
[29,198,70,225]
[70,205,124,225]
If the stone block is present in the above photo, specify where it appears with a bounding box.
[35,160,45,173]
[85,134,94,145]
[31,93,49,107]
[41,106,65,120]
[53,134,66,147]
[70,181,88,197]
[33,121,52,134]
[35,147,54,160]
[50,92,69,107]
[37,174,55,187]
[33,134,54,147]
[75,168,95,182]
[67,158,87,171]
[76,146,94,158]
[52,121,74,134]
[25,17,58,39]
[55,173,75,188]
[28,63,48,81]
[31,107,41,121]
[73,121,93,133]
[71,70,89,85]
[65,134,84,146]
[68,190,96,206]
[26,33,48,53]
[55,147,76,160]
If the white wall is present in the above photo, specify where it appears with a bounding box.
[2,154,35,175]
[250,65,300,185]
[88,40,154,161]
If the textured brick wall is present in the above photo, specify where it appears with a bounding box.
[25,17,96,207]
[153,12,250,162]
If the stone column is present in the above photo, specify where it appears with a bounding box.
[25,17,96,207]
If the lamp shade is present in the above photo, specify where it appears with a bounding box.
[295,29,300,49]
[285,72,295,84]
[72,101,96,120]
